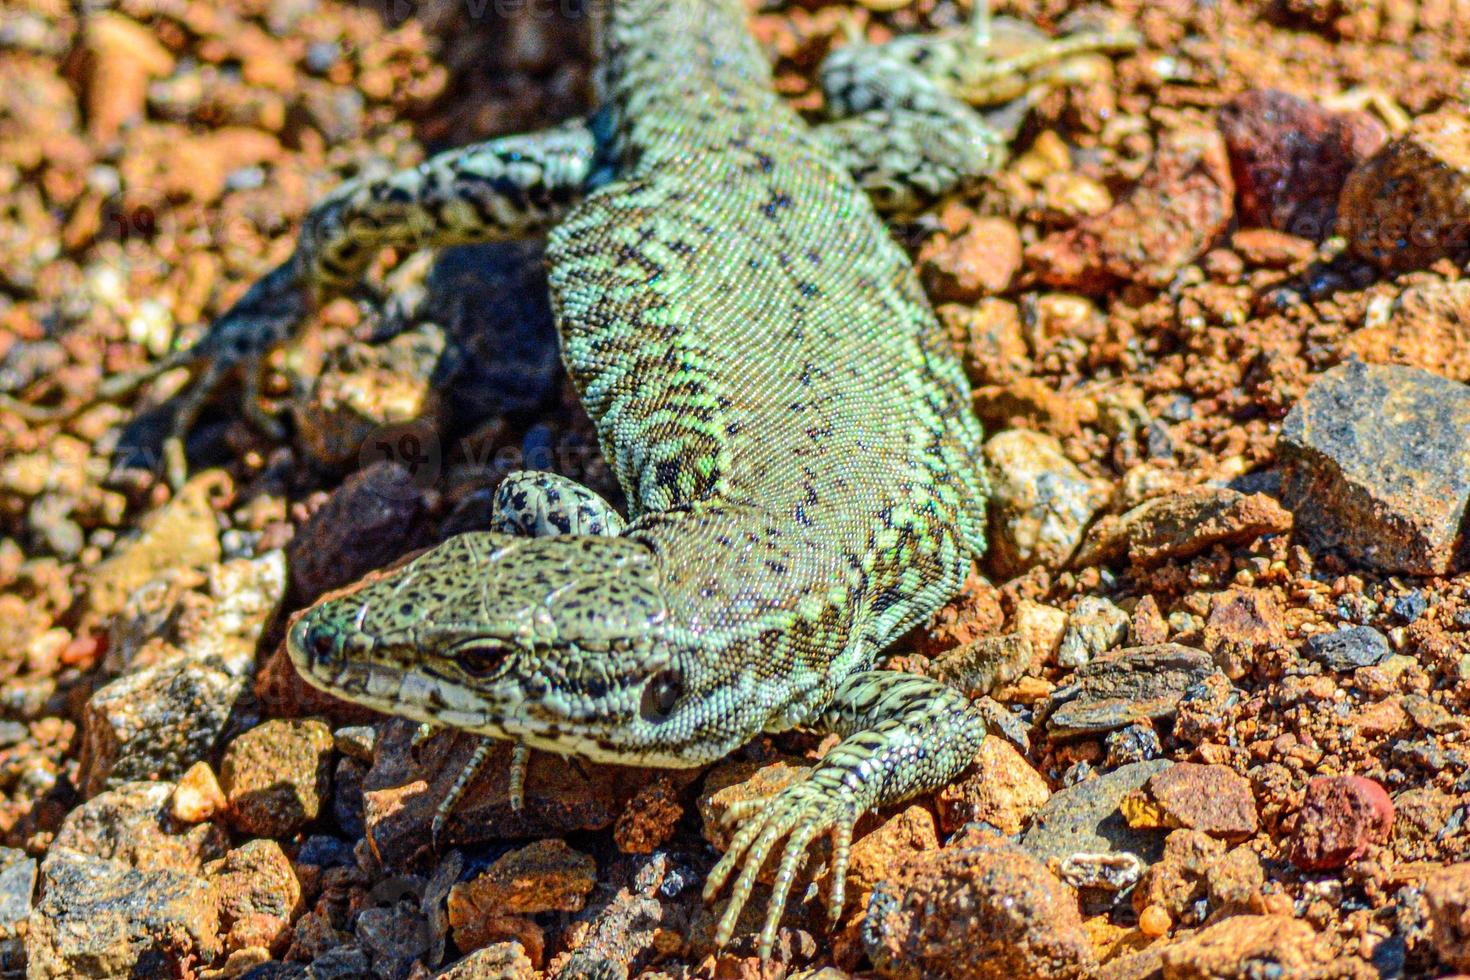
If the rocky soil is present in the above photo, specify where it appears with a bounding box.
[2,0,1470,976]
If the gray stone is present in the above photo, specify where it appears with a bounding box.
[1058,597,1129,668]
[1047,644,1220,736]
[26,849,219,979]
[1020,759,1172,865]
[981,429,1110,579]
[1304,626,1392,671]
[77,553,282,797]
[0,849,34,939]
[77,657,249,796]
[1280,361,1470,574]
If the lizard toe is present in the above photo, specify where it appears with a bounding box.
[705,777,858,958]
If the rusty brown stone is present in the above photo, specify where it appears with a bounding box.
[1339,107,1470,272]
[1026,126,1234,292]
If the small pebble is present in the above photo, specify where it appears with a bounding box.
[1138,904,1171,937]
[170,761,226,824]
[1304,626,1391,671]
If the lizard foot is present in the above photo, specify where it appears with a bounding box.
[429,738,531,848]
[105,257,311,488]
[703,776,858,962]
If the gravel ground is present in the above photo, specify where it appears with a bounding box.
[3,0,1470,977]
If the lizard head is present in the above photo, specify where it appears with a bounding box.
[287,531,707,765]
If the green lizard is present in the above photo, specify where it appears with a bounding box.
[114,0,1134,960]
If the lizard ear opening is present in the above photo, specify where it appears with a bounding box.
[640,668,683,722]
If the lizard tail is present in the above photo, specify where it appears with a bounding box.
[0,343,201,424]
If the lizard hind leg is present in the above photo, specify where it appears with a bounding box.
[814,5,1138,214]
[703,671,989,961]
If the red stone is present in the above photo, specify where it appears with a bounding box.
[1288,775,1394,870]
[1217,89,1386,240]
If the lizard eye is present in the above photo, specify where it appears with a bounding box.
[641,669,683,721]
[456,643,512,679]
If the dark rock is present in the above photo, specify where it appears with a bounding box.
[1216,89,1386,239]
[1390,590,1427,623]
[287,461,432,607]
[427,240,563,425]
[1279,361,1470,574]
[863,829,1093,979]
[1047,644,1220,736]
[363,722,669,871]
[356,899,434,980]
[1288,775,1395,870]
[1021,759,1172,865]
[1304,626,1391,671]
[26,848,220,979]
[1104,725,1161,767]
[1339,107,1470,273]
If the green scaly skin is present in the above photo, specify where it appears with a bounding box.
[112,0,1135,959]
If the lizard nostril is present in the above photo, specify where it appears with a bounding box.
[307,624,338,663]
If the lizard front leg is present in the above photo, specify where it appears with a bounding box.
[111,117,608,486]
[703,670,989,961]
[429,469,625,839]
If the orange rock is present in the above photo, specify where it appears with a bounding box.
[921,217,1024,301]
[448,839,596,917]
[81,13,175,143]
[1026,127,1234,292]
[934,737,1051,835]
[1344,279,1470,382]
[1137,904,1170,937]
[1204,589,1286,680]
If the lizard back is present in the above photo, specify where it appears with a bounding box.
[547,0,988,728]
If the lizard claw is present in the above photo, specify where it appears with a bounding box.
[703,777,858,962]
